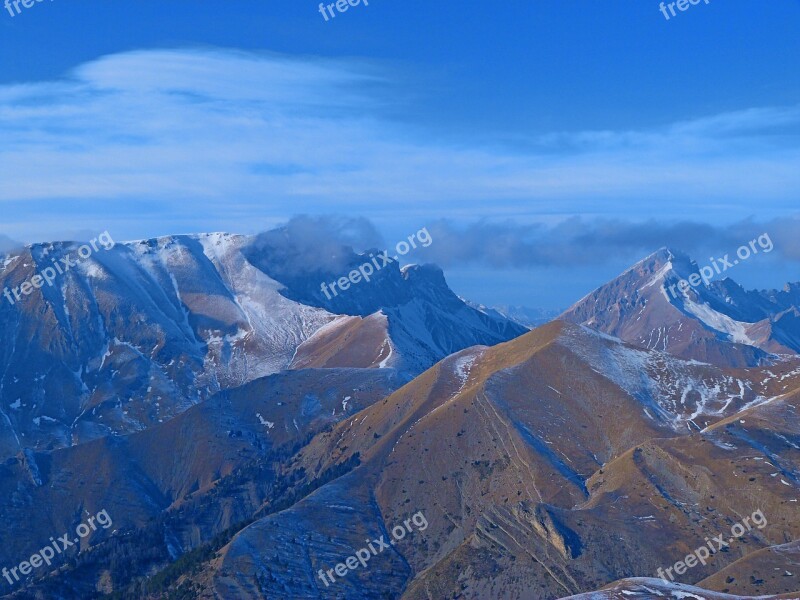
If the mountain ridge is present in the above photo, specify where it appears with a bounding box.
[562,246,800,367]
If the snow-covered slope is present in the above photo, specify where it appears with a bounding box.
[559,325,777,430]
[0,233,333,457]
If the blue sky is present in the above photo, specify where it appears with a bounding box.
[1,0,799,308]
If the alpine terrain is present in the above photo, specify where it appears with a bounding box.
[0,238,798,600]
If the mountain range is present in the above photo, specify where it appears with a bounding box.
[0,236,798,600]
[0,233,523,462]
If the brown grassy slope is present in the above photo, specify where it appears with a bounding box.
[191,322,800,599]
[698,541,800,596]
[0,368,398,579]
[559,389,800,593]
[394,328,800,598]
[289,312,393,370]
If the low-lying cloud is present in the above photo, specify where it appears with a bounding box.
[249,215,384,277]
[422,216,800,268]
[251,215,800,272]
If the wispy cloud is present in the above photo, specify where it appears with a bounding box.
[1,48,799,240]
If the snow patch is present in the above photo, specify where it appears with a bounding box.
[682,298,757,346]
[256,413,274,429]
